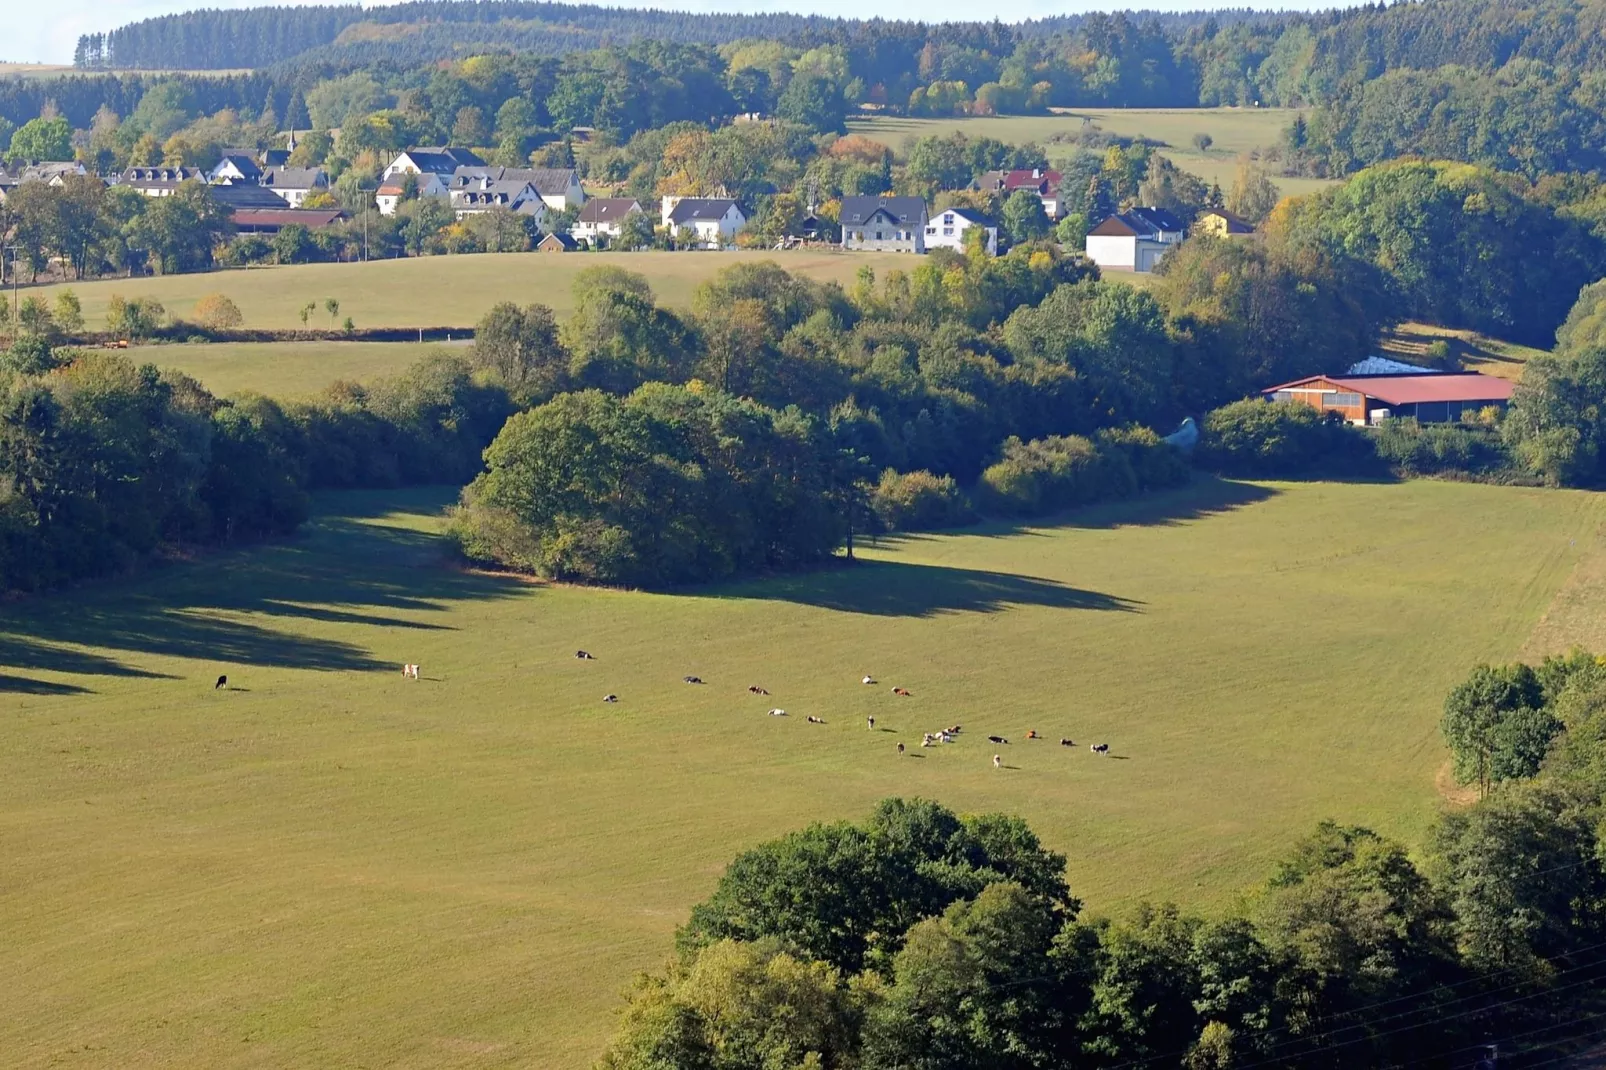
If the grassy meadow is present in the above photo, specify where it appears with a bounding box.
[4,476,1603,1068]
[26,249,907,333]
[154,338,474,396]
[850,106,1337,198]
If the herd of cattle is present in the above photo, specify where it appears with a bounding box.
[543,650,1114,765]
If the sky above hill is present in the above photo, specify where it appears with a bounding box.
[11,0,1354,67]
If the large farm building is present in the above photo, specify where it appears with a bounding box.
[1264,372,1515,425]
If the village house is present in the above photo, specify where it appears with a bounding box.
[1194,208,1255,238]
[840,195,927,253]
[210,183,294,211]
[923,206,997,255]
[449,178,549,224]
[573,198,644,246]
[451,166,584,212]
[1084,207,1187,272]
[974,168,1064,218]
[377,147,485,216]
[537,232,578,252]
[260,166,329,208]
[661,196,746,248]
[117,166,210,196]
[209,152,263,185]
[1263,372,1515,425]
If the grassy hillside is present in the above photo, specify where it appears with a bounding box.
[850,106,1337,198]
[3,476,1600,1068]
[27,250,907,333]
[1381,322,1547,382]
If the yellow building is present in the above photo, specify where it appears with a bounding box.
[1194,209,1256,238]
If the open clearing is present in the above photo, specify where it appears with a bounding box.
[1381,322,1546,382]
[26,250,908,333]
[850,107,1337,198]
[154,339,474,397]
[4,476,1602,1068]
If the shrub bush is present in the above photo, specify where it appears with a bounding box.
[869,469,977,531]
[192,293,244,330]
[1196,399,1378,477]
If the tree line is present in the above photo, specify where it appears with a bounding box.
[0,344,508,593]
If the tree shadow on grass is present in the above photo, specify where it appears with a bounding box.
[0,489,527,687]
[879,477,1280,549]
[709,559,1141,618]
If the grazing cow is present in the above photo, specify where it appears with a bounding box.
[603,694,619,703]
[402,663,419,679]
[897,743,905,754]
[892,687,912,697]
[862,675,876,685]
[993,754,1002,769]
[748,685,770,695]
[987,735,1008,745]
[684,676,703,685]
[1026,730,1039,740]
[940,731,955,743]
[575,650,595,660]
[214,674,228,690]
[769,708,787,716]
[948,725,962,735]
[1090,743,1110,756]
[1059,738,1075,747]
[867,716,875,730]
[807,716,825,724]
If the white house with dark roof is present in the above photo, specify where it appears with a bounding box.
[840,195,927,253]
[451,166,583,211]
[573,198,644,245]
[449,178,549,224]
[923,206,997,255]
[376,173,450,216]
[382,147,486,182]
[661,196,745,248]
[260,166,329,208]
[209,152,263,185]
[118,166,209,196]
[1084,206,1186,272]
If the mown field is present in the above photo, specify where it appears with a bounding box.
[154,338,474,396]
[3,476,1602,1069]
[850,106,1337,198]
[26,250,908,333]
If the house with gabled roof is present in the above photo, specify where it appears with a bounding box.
[974,168,1064,218]
[451,166,583,211]
[1194,208,1255,238]
[117,166,209,197]
[923,206,997,255]
[449,178,549,224]
[260,166,329,208]
[574,198,644,246]
[1084,206,1186,272]
[661,196,745,248]
[840,195,927,253]
[209,152,263,185]
[383,147,486,182]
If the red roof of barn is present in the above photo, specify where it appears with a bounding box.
[231,208,347,229]
[1265,373,1515,406]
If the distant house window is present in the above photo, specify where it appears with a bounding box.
[943,227,953,236]
[1329,392,1363,407]
[875,231,883,240]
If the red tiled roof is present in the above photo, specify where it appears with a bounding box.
[1266,374,1515,405]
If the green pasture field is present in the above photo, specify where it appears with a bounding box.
[153,339,473,397]
[849,106,1337,198]
[25,250,910,333]
[3,476,1602,1068]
